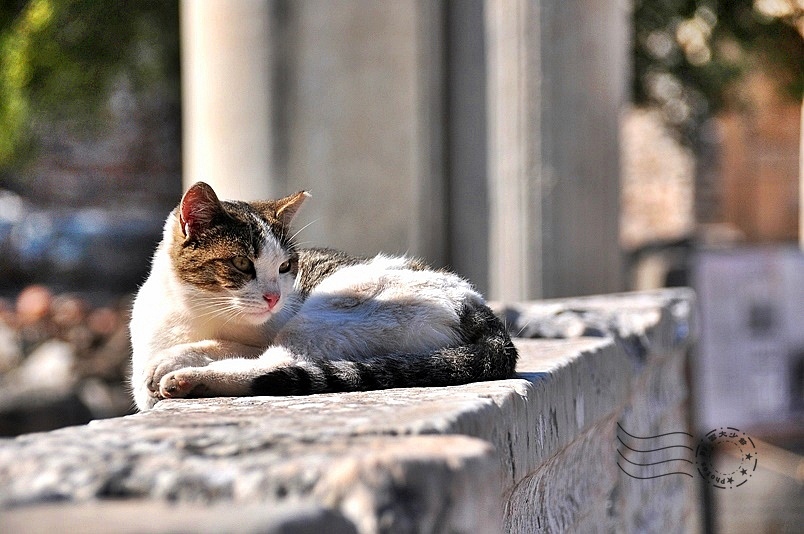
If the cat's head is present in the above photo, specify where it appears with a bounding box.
[168,182,309,325]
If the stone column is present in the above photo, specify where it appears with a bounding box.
[482,0,627,300]
[180,0,274,201]
[446,0,490,295]
[800,100,804,249]
[484,0,540,300]
[277,1,446,263]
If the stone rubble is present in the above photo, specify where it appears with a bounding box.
[0,286,134,436]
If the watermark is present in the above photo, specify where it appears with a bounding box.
[695,427,757,489]
[616,423,758,489]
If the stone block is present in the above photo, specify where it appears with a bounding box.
[1,502,358,534]
[0,290,697,533]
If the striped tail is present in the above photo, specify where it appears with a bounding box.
[250,302,518,396]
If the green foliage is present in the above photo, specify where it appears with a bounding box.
[633,0,803,143]
[0,0,179,171]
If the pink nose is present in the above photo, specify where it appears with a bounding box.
[263,293,280,311]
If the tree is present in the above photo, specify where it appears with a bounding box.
[0,0,179,174]
[632,0,803,144]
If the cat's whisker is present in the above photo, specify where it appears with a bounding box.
[220,309,246,329]
[184,300,235,316]
[288,219,319,244]
[186,297,247,319]
[514,315,538,338]
[197,295,273,323]
[163,288,232,309]
[192,308,235,323]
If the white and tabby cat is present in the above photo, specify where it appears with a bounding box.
[130,182,517,411]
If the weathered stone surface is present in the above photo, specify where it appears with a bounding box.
[0,290,697,533]
[0,418,503,533]
[0,385,93,437]
[1,501,358,534]
[495,289,694,347]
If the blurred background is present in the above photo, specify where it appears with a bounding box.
[0,1,801,531]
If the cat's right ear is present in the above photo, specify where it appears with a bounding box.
[179,182,223,240]
[274,190,310,228]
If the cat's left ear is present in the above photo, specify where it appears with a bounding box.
[179,182,223,240]
[273,191,310,228]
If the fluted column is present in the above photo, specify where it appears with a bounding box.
[180,0,273,201]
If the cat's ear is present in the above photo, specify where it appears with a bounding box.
[273,191,310,228]
[179,182,223,239]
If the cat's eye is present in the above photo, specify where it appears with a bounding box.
[231,256,254,274]
[278,260,292,274]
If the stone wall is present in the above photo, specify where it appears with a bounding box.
[0,290,698,533]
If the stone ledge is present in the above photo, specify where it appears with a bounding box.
[0,289,696,533]
[1,501,359,534]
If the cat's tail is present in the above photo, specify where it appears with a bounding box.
[249,302,518,396]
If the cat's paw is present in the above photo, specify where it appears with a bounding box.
[133,385,161,412]
[134,351,213,410]
[159,357,268,399]
[159,368,209,399]
[148,352,212,391]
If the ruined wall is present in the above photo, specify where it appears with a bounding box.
[0,290,698,533]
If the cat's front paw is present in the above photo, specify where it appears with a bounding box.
[133,350,214,410]
[159,369,209,399]
[158,357,264,400]
[150,352,212,390]
[133,384,162,412]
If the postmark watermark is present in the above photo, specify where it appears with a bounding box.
[616,423,758,489]
[695,427,757,489]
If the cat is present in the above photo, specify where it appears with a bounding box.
[129,182,518,411]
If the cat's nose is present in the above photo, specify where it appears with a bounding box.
[263,293,280,311]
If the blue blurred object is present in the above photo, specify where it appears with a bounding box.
[2,195,164,293]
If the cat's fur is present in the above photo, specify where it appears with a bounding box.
[130,182,517,411]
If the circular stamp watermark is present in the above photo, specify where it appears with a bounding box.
[695,427,758,489]
[616,423,758,489]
